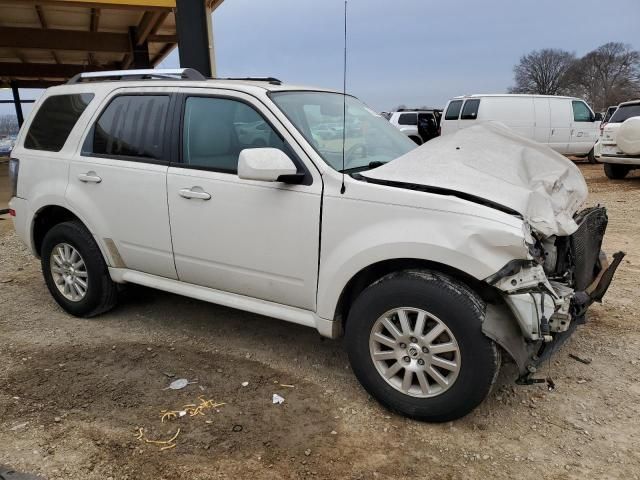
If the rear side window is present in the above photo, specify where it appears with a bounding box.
[572,101,593,122]
[182,96,285,173]
[25,93,94,152]
[460,99,480,120]
[398,113,417,125]
[609,104,640,123]
[444,100,463,120]
[90,95,170,161]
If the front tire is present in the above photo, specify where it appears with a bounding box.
[41,221,118,317]
[345,270,500,422]
[604,163,630,179]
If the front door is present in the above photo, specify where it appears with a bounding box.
[569,100,598,155]
[66,91,177,279]
[166,91,322,310]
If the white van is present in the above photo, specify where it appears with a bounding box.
[441,94,601,161]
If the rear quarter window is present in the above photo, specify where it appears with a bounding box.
[24,93,94,152]
[609,104,640,123]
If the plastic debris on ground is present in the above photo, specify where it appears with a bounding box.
[163,378,198,390]
[272,393,285,405]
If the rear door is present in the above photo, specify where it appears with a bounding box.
[66,88,177,279]
[532,97,551,144]
[548,98,571,153]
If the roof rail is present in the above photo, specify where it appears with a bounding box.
[67,68,205,84]
[218,77,283,85]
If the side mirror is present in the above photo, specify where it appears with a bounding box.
[594,112,603,122]
[238,148,299,182]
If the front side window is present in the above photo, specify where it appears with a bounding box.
[182,96,285,172]
[25,93,94,152]
[572,101,593,122]
[270,91,415,173]
[398,113,417,125]
[609,104,640,123]
[91,95,169,160]
[444,100,463,120]
[460,99,480,120]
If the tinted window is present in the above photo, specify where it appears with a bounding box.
[609,104,640,123]
[91,95,169,160]
[398,113,417,125]
[182,97,285,172]
[572,101,593,122]
[603,107,617,123]
[25,94,94,152]
[444,100,463,120]
[460,99,480,120]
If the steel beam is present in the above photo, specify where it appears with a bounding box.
[175,0,213,77]
[0,27,130,53]
[10,82,24,128]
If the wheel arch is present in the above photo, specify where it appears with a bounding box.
[30,204,108,264]
[332,258,500,335]
[32,204,83,257]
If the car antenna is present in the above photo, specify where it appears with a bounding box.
[340,0,348,194]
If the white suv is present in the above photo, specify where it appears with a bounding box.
[595,100,640,179]
[8,69,623,422]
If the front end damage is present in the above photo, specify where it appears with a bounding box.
[483,206,624,384]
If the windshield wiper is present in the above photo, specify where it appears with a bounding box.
[340,161,387,174]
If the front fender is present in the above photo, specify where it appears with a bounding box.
[316,205,528,320]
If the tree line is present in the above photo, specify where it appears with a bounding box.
[510,42,640,111]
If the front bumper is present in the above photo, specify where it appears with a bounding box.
[484,207,624,380]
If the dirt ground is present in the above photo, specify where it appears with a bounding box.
[0,163,639,480]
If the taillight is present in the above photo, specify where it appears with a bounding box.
[8,157,19,198]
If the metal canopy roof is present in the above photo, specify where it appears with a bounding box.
[0,0,224,88]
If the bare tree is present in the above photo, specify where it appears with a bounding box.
[568,42,640,110]
[509,48,577,95]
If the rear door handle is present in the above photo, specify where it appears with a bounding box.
[178,187,211,200]
[78,172,102,183]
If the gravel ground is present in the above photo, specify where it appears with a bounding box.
[0,163,639,480]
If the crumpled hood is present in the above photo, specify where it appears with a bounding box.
[362,122,588,237]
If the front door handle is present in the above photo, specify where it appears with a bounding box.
[178,187,211,200]
[78,172,102,183]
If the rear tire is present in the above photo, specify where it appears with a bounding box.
[604,163,630,180]
[587,148,597,164]
[41,221,118,317]
[408,136,423,146]
[345,270,500,422]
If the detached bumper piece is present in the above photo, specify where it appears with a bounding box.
[573,251,625,316]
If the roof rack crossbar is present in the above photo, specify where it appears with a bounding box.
[67,68,205,84]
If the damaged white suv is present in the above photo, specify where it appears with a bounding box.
[9,69,623,421]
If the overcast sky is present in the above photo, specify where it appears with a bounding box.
[2,0,639,118]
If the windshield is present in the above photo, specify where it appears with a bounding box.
[270,91,416,172]
[609,104,640,123]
